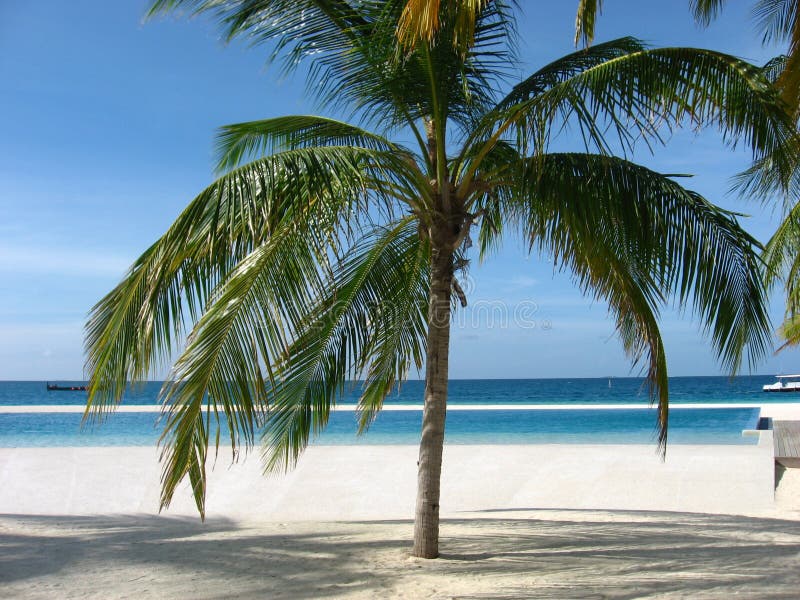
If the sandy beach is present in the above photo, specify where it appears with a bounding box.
[1,432,799,598]
[2,507,799,598]
[1,402,798,598]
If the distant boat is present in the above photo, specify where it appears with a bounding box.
[46,383,87,392]
[762,375,800,393]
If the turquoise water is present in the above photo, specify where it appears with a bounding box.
[0,378,774,447]
[0,407,761,447]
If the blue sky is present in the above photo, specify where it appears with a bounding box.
[2,1,800,380]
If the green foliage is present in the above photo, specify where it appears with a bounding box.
[574,0,604,46]
[87,1,797,517]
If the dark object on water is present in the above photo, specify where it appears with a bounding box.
[46,383,87,391]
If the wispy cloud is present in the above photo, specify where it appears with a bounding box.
[0,321,84,337]
[508,275,538,289]
[0,244,132,277]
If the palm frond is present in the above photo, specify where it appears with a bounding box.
[777,313,800,350]
[260,220,427,471]
[764,199,800,313]
[214,115,406,172]
[497,152,771,445]
[731,143,800,204]
[497,37,647,110]
[148,0,371,71]
[459,43,799,197]
[158,212,334,516]
[762,55,789,83]
[397,0,496,54]
[147,1,426,136]
[397,0,442,47]
[690,0,729,25]
[320,0,515,132]
[356,229,429,430]
[574,0,603,47]
[85,144,402,414]
[753,0,796,45]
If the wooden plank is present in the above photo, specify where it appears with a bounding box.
[773,421,800,459]
[775,422,786,458]
[789,422,800,456]
[784,423,797,456]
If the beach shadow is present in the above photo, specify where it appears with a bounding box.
[0,513,409,598]
[1,511,799,599]
[434,509,800,598]
[776,462,788,489]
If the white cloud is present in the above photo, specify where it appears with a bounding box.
[508,275,538,288]
[0,321,83,338]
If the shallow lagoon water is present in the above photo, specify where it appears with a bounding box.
[0,406,761,447]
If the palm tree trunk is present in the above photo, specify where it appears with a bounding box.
[413,234,454,559]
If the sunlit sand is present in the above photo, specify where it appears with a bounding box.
[1,421,799,598]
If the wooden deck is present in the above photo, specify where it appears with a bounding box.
[774,421,800,467]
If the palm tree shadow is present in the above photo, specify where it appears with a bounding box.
[435,509,800,598]
[1,510,799,598]
[0,514,408,598]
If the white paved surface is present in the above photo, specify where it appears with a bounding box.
[0,436,777,520]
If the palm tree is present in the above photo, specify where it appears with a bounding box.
[575,0,800,117]
[85,1,796,559]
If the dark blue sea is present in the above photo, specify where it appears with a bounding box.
[0,375,784,406]
[0,376,790,447]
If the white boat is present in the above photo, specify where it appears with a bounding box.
[762,374,800,392]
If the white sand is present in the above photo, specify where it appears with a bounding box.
[2,508,799,599]
[2,402,799,598]
[0,438,799,598]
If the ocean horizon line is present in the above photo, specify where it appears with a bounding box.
[3,373,786,384]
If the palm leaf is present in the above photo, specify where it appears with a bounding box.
[690,0,729,25]
[497,37,647,110]
[215,115,404,172]
[574,0,603,47]
[764,199,800,314]
[148,0,371,71]
[262,219,428,472]
[397,0,492,52]
[777,313,800,350]
[85,144,403,413]
[458,43,798,197]
[355,228,429,430]
[158,211,334,516]
[495,152,771,445]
